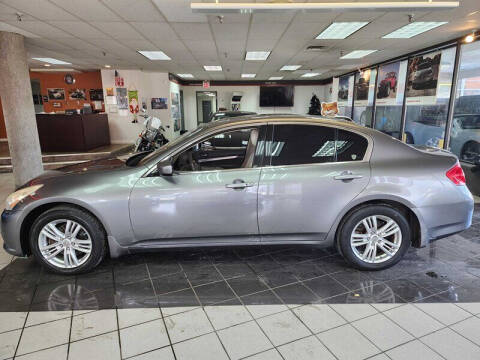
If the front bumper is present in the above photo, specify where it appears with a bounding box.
[1,209,26,257]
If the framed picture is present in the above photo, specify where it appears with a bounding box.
[48,88,65,100]
[151,97,168,109]
[68,88,87,100]
[90,89,104,101]
[42,95,49,103]
[106,87,114,96]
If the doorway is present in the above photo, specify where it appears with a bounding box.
[31,79,43,113]
[196,91,217,125]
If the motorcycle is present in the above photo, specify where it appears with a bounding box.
[133,111,169,153]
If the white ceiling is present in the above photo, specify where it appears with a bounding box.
[0,0,479,80]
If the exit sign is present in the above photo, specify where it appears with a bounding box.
[202,80,210,89]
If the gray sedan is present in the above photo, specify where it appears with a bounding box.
[1,115,474,274]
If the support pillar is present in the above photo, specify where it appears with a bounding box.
[0,32,43,187]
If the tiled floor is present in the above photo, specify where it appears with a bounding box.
[0,173,480,359]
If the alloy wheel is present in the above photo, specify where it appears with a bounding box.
[38,219,92,269]
[350,215,402,264]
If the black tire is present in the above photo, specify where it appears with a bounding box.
[29,205,107,274]
[337,204,411,271]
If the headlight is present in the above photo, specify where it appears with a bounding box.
[5,184,43,211]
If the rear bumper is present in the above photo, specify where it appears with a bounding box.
[1,210,25,257]
[414,188,474,246]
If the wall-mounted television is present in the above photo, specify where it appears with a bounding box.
[260,85,294,107]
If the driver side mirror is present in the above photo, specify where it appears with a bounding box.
[157,158,173,176]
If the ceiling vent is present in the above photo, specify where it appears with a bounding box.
[305,45,328,52]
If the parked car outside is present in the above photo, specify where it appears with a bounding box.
[1,115,473,274]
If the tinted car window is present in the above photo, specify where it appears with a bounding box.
[269,125,336,166]
[336,129,368,162]
[268,125,368,166]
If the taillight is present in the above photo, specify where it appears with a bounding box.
[446,163,466,185]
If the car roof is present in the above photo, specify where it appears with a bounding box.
[203,114,362,131]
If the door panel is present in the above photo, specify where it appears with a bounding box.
[258,162,370,238]
[130,168,261,241]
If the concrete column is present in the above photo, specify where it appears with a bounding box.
[0,32,43,187]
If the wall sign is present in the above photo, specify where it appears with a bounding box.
[202,80,210,89]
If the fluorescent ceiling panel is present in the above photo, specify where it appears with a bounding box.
[245,51,271,60]
[301,72,321,77]
[177,73,194,78]
[383,21,448,38]
[191,2,459,13]
[280,65,301,71]
[137,51,171,60]
[204,65,222,71]
[241,73,256,78]
[269,76,283,80]
[316,22,369,39]
[32,57,71,65]
[340,50,377,59]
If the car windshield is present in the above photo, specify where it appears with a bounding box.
[136,126,204,166]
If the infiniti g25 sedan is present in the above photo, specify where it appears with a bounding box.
[1,115,474,274]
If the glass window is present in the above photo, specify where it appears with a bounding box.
[336,129,369,162]
[374,60,408,138]
[450,40,480,164]
[353,68,377,127]
[404,47,456,147]
[173,128,257,171]
[268,125,367,166]
[336,75,354,118]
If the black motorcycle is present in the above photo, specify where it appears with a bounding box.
[133,113,169,153]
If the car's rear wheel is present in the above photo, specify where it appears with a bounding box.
[338,205,410,270]
[29,206,107,274]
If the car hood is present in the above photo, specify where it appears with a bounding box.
[29,155,132,184]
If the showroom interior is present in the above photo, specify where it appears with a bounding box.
[0,0,480,360]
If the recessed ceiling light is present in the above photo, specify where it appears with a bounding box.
[32,57,71,65]
[280,65,301,71]
[269,76,283,80]
[340,50,377,59]
[203,65,222,71]
[245,51,271,60]
[241,73,256,78]
[382,22,448,39]
[177,73,194,78]
[137,50,171,60]
[316,22,369,39]
[301,72,321,78]
[105,64,111,68]
[43,64,51,67]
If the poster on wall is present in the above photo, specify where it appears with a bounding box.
[151,98,168,109]
[106,88,114,96]
[89,89,104,101]
[47,88,65,100]
[354,69,371,106]
[68,88,87,100]
[405,51,442,105]
[376,62,400,105]
[337,76,349,106]
[116,88,128,110]
[171,92,181,131]
[128,90,139,114]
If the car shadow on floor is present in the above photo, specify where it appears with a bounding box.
[0,205,479,312]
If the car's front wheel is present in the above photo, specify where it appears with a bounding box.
[29,206,107,274]
[338,205,411,270]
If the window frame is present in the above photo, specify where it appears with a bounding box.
[262,122,373,169]
[146,124,268,176]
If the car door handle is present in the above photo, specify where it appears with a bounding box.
[226,180,254,189]
[333,172,363,181]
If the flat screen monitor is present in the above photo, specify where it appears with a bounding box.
[260,85,294,107]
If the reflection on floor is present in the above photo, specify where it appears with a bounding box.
[0,172,479,359]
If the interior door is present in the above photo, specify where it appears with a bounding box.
[129,127,264,242]
[258,124,371,241]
